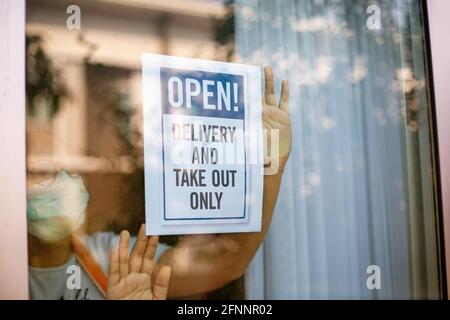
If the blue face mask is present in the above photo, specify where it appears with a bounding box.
[27,171,89,242]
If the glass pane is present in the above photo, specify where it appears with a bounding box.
[25,0,443,300]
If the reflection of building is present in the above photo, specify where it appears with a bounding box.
[26,0,226,232]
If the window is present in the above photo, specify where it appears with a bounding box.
[23,0,444,300]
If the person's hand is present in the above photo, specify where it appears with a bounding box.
[262,66,292,172]
[106,224,171,300]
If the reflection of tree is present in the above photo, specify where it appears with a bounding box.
[26,35,69,117]
[84,63,147,236]
[213,0,235,61]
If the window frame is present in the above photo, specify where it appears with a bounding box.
[424,0,450,299]
[0,0,28,300]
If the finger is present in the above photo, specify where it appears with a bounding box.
[153,266,171,300]
[142,235,159,276]
[130,224,148,273]
[119,230,130,279]
[264,66,276,106]
[108,247,120,287]
[279,80,289,112]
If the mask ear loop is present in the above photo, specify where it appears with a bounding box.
[28,159,58,188]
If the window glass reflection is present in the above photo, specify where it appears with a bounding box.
[26,0,442,300]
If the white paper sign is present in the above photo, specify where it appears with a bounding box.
[142,54,263,235]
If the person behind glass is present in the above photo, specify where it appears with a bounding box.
[27,67,292,300]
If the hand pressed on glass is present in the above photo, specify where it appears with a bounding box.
[262,66,292,171]
[106,224,171,300]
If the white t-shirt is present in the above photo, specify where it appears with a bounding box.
[28,232,170,300]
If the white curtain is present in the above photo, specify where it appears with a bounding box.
[236,0,440,299]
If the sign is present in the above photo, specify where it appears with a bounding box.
[142,54,263,235]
